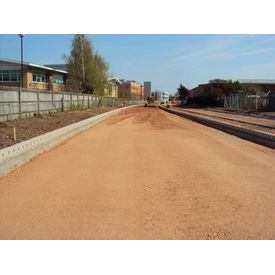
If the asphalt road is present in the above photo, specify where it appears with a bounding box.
[0,106,275,239]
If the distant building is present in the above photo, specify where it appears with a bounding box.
[118,80,144,100]
[160,91,169,102]
[151,90,169,103]
[0,58,67,92]
[238,79,275,92]
[189,84,206,98]
[104,77,121,98]
[144,81,151,100]
[189,80,275,99]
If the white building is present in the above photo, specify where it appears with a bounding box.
[151,90,169,103]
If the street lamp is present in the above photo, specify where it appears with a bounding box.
[18,34,25,118]
[18,34,24,88]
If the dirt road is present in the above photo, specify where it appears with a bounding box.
[0,106,275,239]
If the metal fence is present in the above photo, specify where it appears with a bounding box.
[0,87,139,121]
[223,92,275,111]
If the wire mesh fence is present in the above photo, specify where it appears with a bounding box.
[223,92,273,111]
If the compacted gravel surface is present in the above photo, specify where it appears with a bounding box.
[0,106,275,239]
[0,106,118,149]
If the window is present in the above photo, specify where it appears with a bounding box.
[0,70,20,82]
[53,74,64,85]
[32,72,47,83]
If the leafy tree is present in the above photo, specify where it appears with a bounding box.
[208,79,261,95]
[177,84,189,101]
[208,79,242,95]
[64,34,109,95]
[90,52,109,96]
[240,83,261,94]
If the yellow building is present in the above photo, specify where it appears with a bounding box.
[0,58,67,92]
[104,77,122,98]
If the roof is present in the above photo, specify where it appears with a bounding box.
[108,77,122,85]
[238,79,275,84]
[44,64,68,71]
[0,58,68,74]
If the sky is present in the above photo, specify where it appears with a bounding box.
[1,34,275,94]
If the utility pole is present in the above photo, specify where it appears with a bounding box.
[18,34,25,118]
[80,34,85,86]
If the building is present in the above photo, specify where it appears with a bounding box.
[189,80,275,99]
[104,77,121,98]
[160,91,169,103]
[144,81,151,100]
[151,90,169,103]
[238,79,275,92]
[0,58,67,92]
[44,64,68,72]
[118,80,144,100]
[189,84,206,98]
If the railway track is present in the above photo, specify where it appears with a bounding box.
[173,107,275,135]
[160,106,275,149]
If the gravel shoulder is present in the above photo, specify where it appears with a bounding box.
[0,106,275,239]
[0,106,120,150]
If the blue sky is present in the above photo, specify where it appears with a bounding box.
[1,34,275,93]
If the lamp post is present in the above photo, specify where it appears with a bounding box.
[18,34,25,118]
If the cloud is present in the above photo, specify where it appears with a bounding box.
[238,62,275,76]
[164,35,275,68]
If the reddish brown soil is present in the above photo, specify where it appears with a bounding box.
[0,106,275,239]
[0,107,118,149]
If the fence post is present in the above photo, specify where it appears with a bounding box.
[36,89,40,115]
[70,93,72,109]
[61,90,64,112]
[224,95,227,108]
[18,86,22,118]
[88,95,90,109]
[51,90,54,112]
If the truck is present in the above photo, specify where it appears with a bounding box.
[144,96,159,107]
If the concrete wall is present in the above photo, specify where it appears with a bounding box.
[0,88,126,121]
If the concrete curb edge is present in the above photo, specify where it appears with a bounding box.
[0,105,135,176]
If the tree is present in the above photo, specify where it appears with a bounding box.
[177,84,189,101]
[90,52,109,96]
[208,79,261,95]
[208,79,242,95]
[64,34,109,95]
[240,83,261,94]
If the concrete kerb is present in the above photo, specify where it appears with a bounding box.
[0,105,135,176]
[160,106,275,150]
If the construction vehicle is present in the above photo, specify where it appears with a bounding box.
[144,96,158,107]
